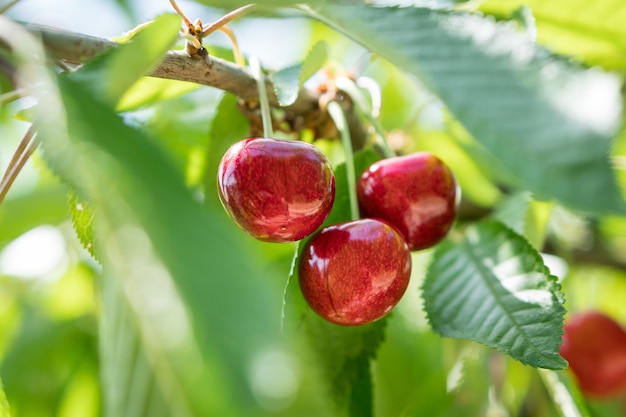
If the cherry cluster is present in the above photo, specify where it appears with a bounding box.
[218,138,457,326]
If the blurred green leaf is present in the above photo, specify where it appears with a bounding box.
[71,14,180,106]
[203,93,250,208]
[489,191,554,249]
[423,220,567,369]
[1,306,97,417]
[99,272,173,417]
[538,369,591,417]
[481,0,626,70]
[117,77,199,112]
[306,4,625,215]
[0,375,10,417]
[491,191,532,235]
[0,184,68,248]
[37,75,289,416]
[270,41,329,106]
[306,317,386,417]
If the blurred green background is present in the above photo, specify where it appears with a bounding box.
[1,1,626,416]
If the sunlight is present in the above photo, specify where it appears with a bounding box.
[0,225,68,280]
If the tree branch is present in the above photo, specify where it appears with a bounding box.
[21,22,366,145]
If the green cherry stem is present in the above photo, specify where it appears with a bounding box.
[250,56,273,138]
[335,76,396,159]
[327,100,359,222]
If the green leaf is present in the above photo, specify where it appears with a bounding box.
[283,147,384,416]
[306,4,625,215]
[37,75,287,416]
[68,189,97,260]
[71,13,180,106]
[0,376,10,417]
[203,93,250,209]
[270,41,329,106]
[305,317,385,416]
[99,274,172,417]
[422,220,567,369]
[117,77,199,112]
[0,184,68,248]
[490,191,554,249]
[481,0,626,71]
[490,191,532,236]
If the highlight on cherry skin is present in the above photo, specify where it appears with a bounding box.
[357,152,457,251]
[560,311,626,399]
[217,138,336,243]
[298,218,412,326]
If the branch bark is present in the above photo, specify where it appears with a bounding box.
[21,22,366,146]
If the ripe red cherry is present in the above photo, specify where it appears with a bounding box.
[299,218,412,326]
[357,152,457,251]
[217,138,335,242]
[560,311,626,398]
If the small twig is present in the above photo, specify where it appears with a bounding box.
[201,4,258,38]
[0,125,39,205]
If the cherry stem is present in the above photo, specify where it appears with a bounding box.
[356,77,381,118]
[218,26,245,67]
[335,76,396,159]
[201,4,258,38]
[250,56,273,138]
[327,101,359,222]
[0,125,39,205]
[168,0,192,27]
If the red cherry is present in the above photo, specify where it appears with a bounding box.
[217,138,335,242]
[357,152,457,251]
[560,311,626,398]
[299,218,412,326]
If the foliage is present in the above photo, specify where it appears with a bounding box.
[1,1,626,416]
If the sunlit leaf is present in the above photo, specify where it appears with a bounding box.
[117,77,199,112]
[423,220,567,369]
[307,4,625,215]
[71,13,180,106]
[481,0,626,70]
